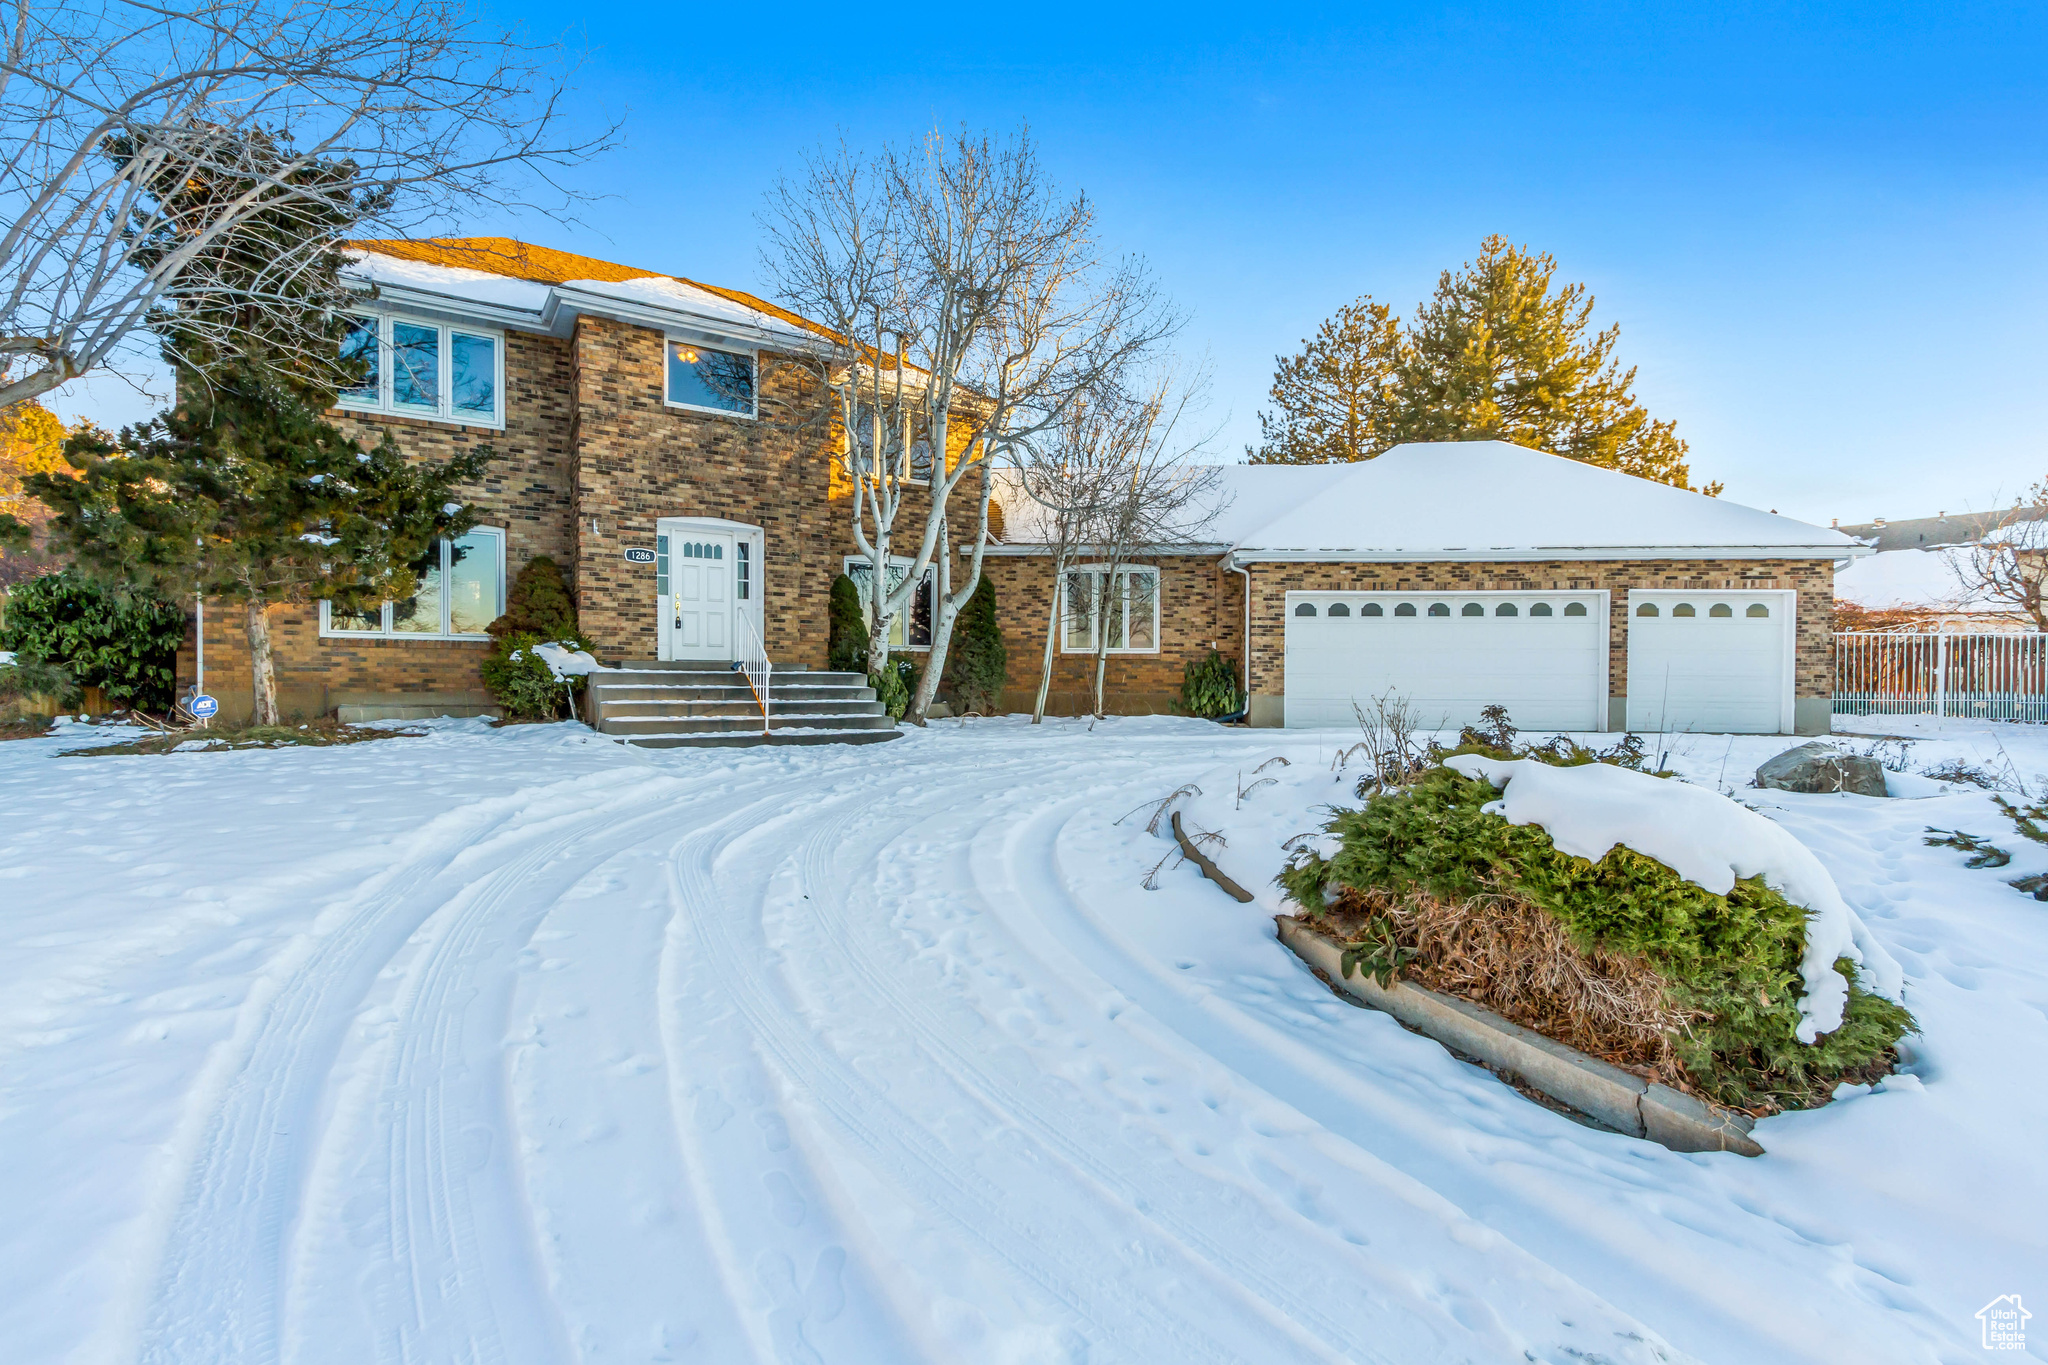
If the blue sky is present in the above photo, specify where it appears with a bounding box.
[54,1,2048,525]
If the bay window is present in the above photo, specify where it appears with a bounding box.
[1061,566,1159,654]
[337,314,504,427]
[321,528,506,640]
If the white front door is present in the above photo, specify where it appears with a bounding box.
[655,519,765,662]
[1283,590,1610,731]
[1626,590,1795,734]
[656,522,740,661]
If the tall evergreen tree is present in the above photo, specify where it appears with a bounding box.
[1387,236,1698,487]
[25,129,491,724]
[1248,298,1403,465]
[1252,237,1717,492]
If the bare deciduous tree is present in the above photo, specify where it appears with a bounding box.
[1953,489,2048,630]
[1069,376,1222,719]
[762,125,1177,722]
[0,0,611,409]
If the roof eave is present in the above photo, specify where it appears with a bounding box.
[1224,543,1871,567]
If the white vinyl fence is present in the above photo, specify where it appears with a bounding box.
[1835,631,2048,723]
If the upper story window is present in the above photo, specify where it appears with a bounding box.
[338,315,504,428]
[319,528,506,640]
[666,339,756,417]
[849,401,934,483]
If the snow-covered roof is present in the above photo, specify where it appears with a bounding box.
[1833,545,1996,612]
[993,440,1863,563]
[1228,442,1862,562]
[340,237,831,351]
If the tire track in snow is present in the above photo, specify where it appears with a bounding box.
[781,756,1695,1365]
[779,761,1382,1361]
[137,769,676,1364]
[660,762,1278,1365]
[341,785,702,1365]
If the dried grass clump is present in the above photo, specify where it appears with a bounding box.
[1320,884,1708,1090]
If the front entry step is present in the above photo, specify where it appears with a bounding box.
[586,662,901,749]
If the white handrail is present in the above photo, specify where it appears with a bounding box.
[734,609,772,735]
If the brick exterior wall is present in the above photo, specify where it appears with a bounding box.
[973,553,1245,715]
[174,329,577,722]
[1241,558,1837,710]
[564,315,843,667]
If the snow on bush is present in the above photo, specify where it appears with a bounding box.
[1445,755,1906,1041]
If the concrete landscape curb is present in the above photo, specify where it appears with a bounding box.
[1273,916,1764,1156]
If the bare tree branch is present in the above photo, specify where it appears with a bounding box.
[761,124,1180,720]
[0,0,615,407]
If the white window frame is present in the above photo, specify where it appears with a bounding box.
[664,334,759,420]
[843,554,935,651]
[319,527,507,641]
[335,313,507,430]
[1060,565,1162,655]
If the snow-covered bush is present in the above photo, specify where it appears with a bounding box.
[1279,760,1916,1113]
[481,632,587,721]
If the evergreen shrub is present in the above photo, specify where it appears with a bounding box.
[1278,763,1915,1112]
[481,558,590,721]
[1177,650,1243,719]
[828,574,869,673]
[870,657,917,720]
[945,575,1006,714]
[0,570,184,709]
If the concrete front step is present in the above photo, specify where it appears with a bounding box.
[621,728,903,749]
[599,712,898,736]
[593,684,878,705]
[600,699,885,720]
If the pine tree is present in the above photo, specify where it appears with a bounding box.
[944,573,1007,714]
[828,573,870,673]
[37,388,487,724]
[1248,298,1404,464]
[1250,237,1718,492]
[24,128,492,725]
[1386,236,1699,487]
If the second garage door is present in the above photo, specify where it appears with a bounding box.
[1284,591,1609,731]
[1625,589,1795,734]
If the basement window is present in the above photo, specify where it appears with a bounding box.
[320,528,505,640]
[336,314,503,428]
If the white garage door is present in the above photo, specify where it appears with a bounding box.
[1625,590,1795,734]
[1283,591,1609,731]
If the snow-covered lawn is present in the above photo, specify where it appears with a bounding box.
[1,714,2042,1364]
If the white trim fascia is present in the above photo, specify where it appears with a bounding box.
[342,274,835,356]
[343,277,549,333]
[550,284,827,355]
[1226,544,1869,566]
[968,542,1234,558]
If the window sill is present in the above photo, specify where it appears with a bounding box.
[1060,648,1162,656]
[333,401,505,434]
[320,631,492,644]
[662,398,757,421]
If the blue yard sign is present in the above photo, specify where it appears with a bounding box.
[189,694,219,720]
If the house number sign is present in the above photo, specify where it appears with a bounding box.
[623,547,656,564]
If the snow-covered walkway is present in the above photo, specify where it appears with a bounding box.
[1,717,2041,1364]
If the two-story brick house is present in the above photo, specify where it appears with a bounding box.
[174,236,1864,737]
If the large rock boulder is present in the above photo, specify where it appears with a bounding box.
[1754,741,1888,796]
